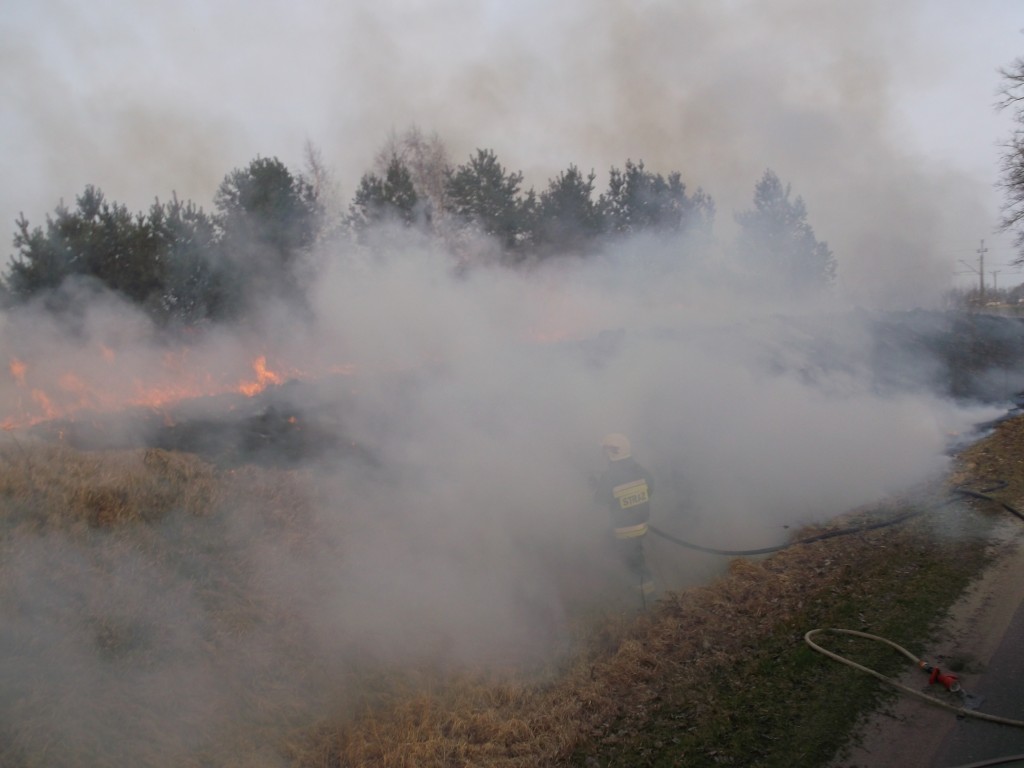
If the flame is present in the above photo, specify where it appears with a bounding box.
[0,345,365,432]
[238,355,285,397]
[30,389,58,421]
[10,358,27,385]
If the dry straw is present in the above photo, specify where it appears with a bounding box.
[0,425,1012,767]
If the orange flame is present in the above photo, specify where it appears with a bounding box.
[29,389,58,421]
[238,355,286,397]
[10,358,27,385]
[1,349,361,431]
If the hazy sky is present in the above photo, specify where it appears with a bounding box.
[2,0,1023,300]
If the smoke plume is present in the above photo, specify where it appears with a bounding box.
[1,1,1020,764]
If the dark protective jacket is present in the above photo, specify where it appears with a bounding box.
[597,457,654,538]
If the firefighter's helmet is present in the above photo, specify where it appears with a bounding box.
[600,433,631,460]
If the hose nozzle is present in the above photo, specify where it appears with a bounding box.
[919,660,961,693]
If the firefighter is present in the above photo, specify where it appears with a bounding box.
[595,433,655,595]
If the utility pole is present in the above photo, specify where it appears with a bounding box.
[959,238,990,307]
[992,269,1001,295]
[978,239,988,301]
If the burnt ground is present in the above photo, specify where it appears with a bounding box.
[868,309,1024,402]
[29,309,1024,469]
[26,376,384,469]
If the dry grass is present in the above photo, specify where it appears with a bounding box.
[287,421,1023,768]
[291,503,996,767]
[0,438,218,529]
[0,421,1018,767]
[0,436,329,768]
[951,414,1024,500]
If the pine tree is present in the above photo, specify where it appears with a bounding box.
[445,149,530,252]
[735,169,835,294]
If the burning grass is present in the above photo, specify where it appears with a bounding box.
[0,421,1019,767]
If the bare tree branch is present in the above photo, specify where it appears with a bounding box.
[997,56,1024,263]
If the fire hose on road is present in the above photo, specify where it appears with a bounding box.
[803,628,1024,730]
[648,483,1024,737]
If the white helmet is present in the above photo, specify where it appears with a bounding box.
[600,433,631,460]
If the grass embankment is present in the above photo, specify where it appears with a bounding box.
[299,425,1017,767]
[0,441,325,768]
[568,519,994,767]
[299,505,996,767]
[0,420,1020,767]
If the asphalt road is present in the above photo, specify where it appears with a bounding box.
[834,522,1024,768]
[931,594,1024,768]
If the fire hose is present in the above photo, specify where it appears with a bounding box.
[804,628,1024,729]
[648,483,1023,557]
[647,487,1024,760]
[648,508,926,556]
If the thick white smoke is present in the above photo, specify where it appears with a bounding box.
[3,0,1019,307]
[1,1,1021,764]
[0,218,1012,768]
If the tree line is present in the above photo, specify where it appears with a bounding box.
[3,131,834,327]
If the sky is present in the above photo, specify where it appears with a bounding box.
[2,0,1023,302]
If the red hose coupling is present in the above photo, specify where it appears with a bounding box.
[928,667,961,693]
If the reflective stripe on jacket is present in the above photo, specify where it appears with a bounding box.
[614,521,649,539]
[597,457,653,536]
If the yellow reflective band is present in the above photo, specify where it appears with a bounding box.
[614,522,649,539]
[613,479,649,510]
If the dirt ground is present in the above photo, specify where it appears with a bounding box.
[832,415,1024,768]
